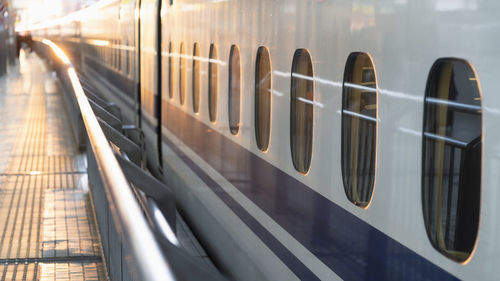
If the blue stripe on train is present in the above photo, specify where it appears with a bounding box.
[161,134,320,280]
[157,101,458,281]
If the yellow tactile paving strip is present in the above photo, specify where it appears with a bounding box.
[0,51,106,280]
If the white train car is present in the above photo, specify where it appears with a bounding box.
[26,0,500,280]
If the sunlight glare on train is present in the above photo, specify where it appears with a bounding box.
[16,0,118,33]
[87,39,110,47]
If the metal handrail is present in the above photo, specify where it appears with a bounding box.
[40,39,177,281]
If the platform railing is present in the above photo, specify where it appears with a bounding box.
[36,39,177,281]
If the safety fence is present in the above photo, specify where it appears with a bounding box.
[33,39,226,281]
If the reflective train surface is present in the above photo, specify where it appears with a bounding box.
[21,0,500,280]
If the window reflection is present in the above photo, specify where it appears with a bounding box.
[341,52,377,208]
[179,42,186,105]
[192,43,200,113]
[422,58,481,262]
[255,46,272,151]
[168,42,174,99]
[229,45,241,135]
[291,49,314,174]
[208,44,218,122]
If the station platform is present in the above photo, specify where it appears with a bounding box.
[0,51,106,280]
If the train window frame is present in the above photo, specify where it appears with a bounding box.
[340,52,378,209]
[179,42,187,105]
[192,42,201,113]
[118,39,122,73]
[125,39,129,76]
[228,44,241,135]
[208,44,218,123]
[254,46,272,152]
[290,48,314,174]
[168,42,174,99]
[421,58,482,263]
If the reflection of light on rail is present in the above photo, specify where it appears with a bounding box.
[153,208,179,246]
[42,39,71,64]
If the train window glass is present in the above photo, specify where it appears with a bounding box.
[111,43,113,68]
[118,40,121,71]
[128,42,132,77]
[168,42,174,99]
[125,39,129,76]
[111,40,114,68]
[208,44,218,122]
[179,42,187,105]
[117,40,120,70]
[111,40,114,69]
[422,58,481,262]
[114,39,118,69]
[291,49,314,174]
[228,45,241,135]
[255,46,272,151]
[192,43,200,113]
[341,52,377,208]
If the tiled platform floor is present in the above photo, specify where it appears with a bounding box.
[0,51,106,280]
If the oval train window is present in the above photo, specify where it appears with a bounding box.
[341,52,377,208]
[290,49,314,174]
[192,43,201,113]
[229,45,241,135]
[179,42,187,105]
[168,42,174,99]
[255,46,272,151]
[422,58,481,262]
[208,44,218,122]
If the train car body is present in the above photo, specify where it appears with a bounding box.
[27,0,500,280]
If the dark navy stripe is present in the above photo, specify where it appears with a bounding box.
[161,132,320,281]
[153,101,459,281]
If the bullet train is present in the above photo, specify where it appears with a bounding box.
[21,0,500,280]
